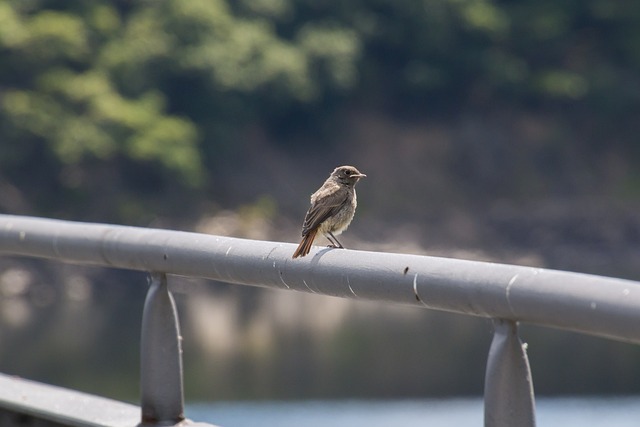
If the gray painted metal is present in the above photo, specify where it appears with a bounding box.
[0,373,139,427]
[140,273,185,426]
[1,214,639,427]
[1,214,639,343]
[484,320,536,427]
[0,281,217,427]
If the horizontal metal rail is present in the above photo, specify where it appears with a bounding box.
[0,373,140,427]
[1,214,639,427]
[1,214,639,343]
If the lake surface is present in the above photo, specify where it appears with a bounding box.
[188,396,640,427]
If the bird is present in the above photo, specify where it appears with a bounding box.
[292,165,366,258]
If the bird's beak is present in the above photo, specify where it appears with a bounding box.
[355,173,366,178]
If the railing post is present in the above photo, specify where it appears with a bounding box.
[484,319,536,427]
[140,273,185,426]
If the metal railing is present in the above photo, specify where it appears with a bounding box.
[0,214,639,426]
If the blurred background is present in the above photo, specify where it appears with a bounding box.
[2,0,640,406]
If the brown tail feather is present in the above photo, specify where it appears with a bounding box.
[292,228,318,258]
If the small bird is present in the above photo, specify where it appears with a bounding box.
[292,165,366,258]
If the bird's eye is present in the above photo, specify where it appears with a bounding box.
[345,170,352,175]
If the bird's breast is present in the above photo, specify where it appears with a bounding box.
[320,191,357,235]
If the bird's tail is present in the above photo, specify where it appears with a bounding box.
[292,228,318,258]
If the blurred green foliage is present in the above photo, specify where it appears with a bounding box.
[2,0,640,220]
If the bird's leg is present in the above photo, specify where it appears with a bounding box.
[325,233,338,247]
[326,232,344,249]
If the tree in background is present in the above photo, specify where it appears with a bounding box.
[3,0,640,222]
[0,0,360,222]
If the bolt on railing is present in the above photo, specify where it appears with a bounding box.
[1,214,640,426]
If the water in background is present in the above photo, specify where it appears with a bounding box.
[188,396,640,427]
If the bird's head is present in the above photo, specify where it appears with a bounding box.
[332,165,366,186]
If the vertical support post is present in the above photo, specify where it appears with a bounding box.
[484,319,536,427]
[140,273,185,426]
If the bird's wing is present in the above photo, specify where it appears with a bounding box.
[301,190,348,236]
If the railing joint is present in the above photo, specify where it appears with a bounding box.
[140,272,186,426]
[484,318,536,427]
